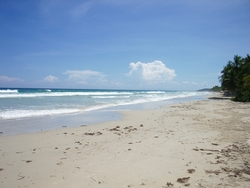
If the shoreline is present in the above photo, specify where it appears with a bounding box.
[0,94,208,136]
[1,98,250,187]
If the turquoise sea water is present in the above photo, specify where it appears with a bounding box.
[0,88,210,135]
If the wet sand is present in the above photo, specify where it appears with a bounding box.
[1,98,250,187]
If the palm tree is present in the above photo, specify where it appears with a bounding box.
[220,54,250,101]
[243,75,250,89]
[235,54,250,101]
[221,55,244,90]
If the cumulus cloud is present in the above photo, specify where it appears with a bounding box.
[127,60,176,83]
[64,70,107,85]
[43,75,59,83]
[0,76,23,83]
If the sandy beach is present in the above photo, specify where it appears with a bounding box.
[1,98,250,188]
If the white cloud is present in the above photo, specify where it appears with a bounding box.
[182,81,208,87]
[43,75,59,83]
[64,70,107,85]
[127,60,176,83]
[0,76,23,83]
[182,81,198,85]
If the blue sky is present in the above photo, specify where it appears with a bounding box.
[0,0,249,90]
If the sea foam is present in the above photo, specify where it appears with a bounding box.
[0,89,210,120]
[0,89,18,93]
[0,109,80,119]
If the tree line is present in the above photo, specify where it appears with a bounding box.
[219,54,250,102]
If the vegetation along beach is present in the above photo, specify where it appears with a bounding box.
[0,1,250,188]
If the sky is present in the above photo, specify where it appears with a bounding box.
[0,0,250,90]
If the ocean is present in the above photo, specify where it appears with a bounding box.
[0,88,210,135]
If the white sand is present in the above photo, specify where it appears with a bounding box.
[1,99,250,188]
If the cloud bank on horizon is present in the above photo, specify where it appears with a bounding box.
[0,0,249,90]
[0,60,206,89]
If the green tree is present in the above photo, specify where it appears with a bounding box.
[219,55,243,93]
[219,54,250,102]
[234,54,250,101]
[211,85,221,92]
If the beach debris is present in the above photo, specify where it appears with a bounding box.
[165,182,174,187]
[244,161,250,169]
[84,132,102,136]
[0,168,3,171]
[75,141,82,145]
[187,169,195,174]
[205,169,221,175]
[109,126,125,135]
[62,126,67,127]
[63,132,67,134]
[193,148,220,152]
[140,124,143,127]
[197,143,250,180]
[56,161,63,165]
[0,132,3,134]
[55,147,58,149]
[17,173,25,180]
[212,143,219,146]
[166,182,173,186]
[90,177,102,184]
[177,177,190,184]
[221,167,250,176]
[110,126,120,131]
[129,127,138,132]
[210,160,227,165]
[22,160,32,163]
[215,155,221,159]
[124,126,138,132]
[200,148,220,152]
[141,182,145,186]
[84,132,94,136]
